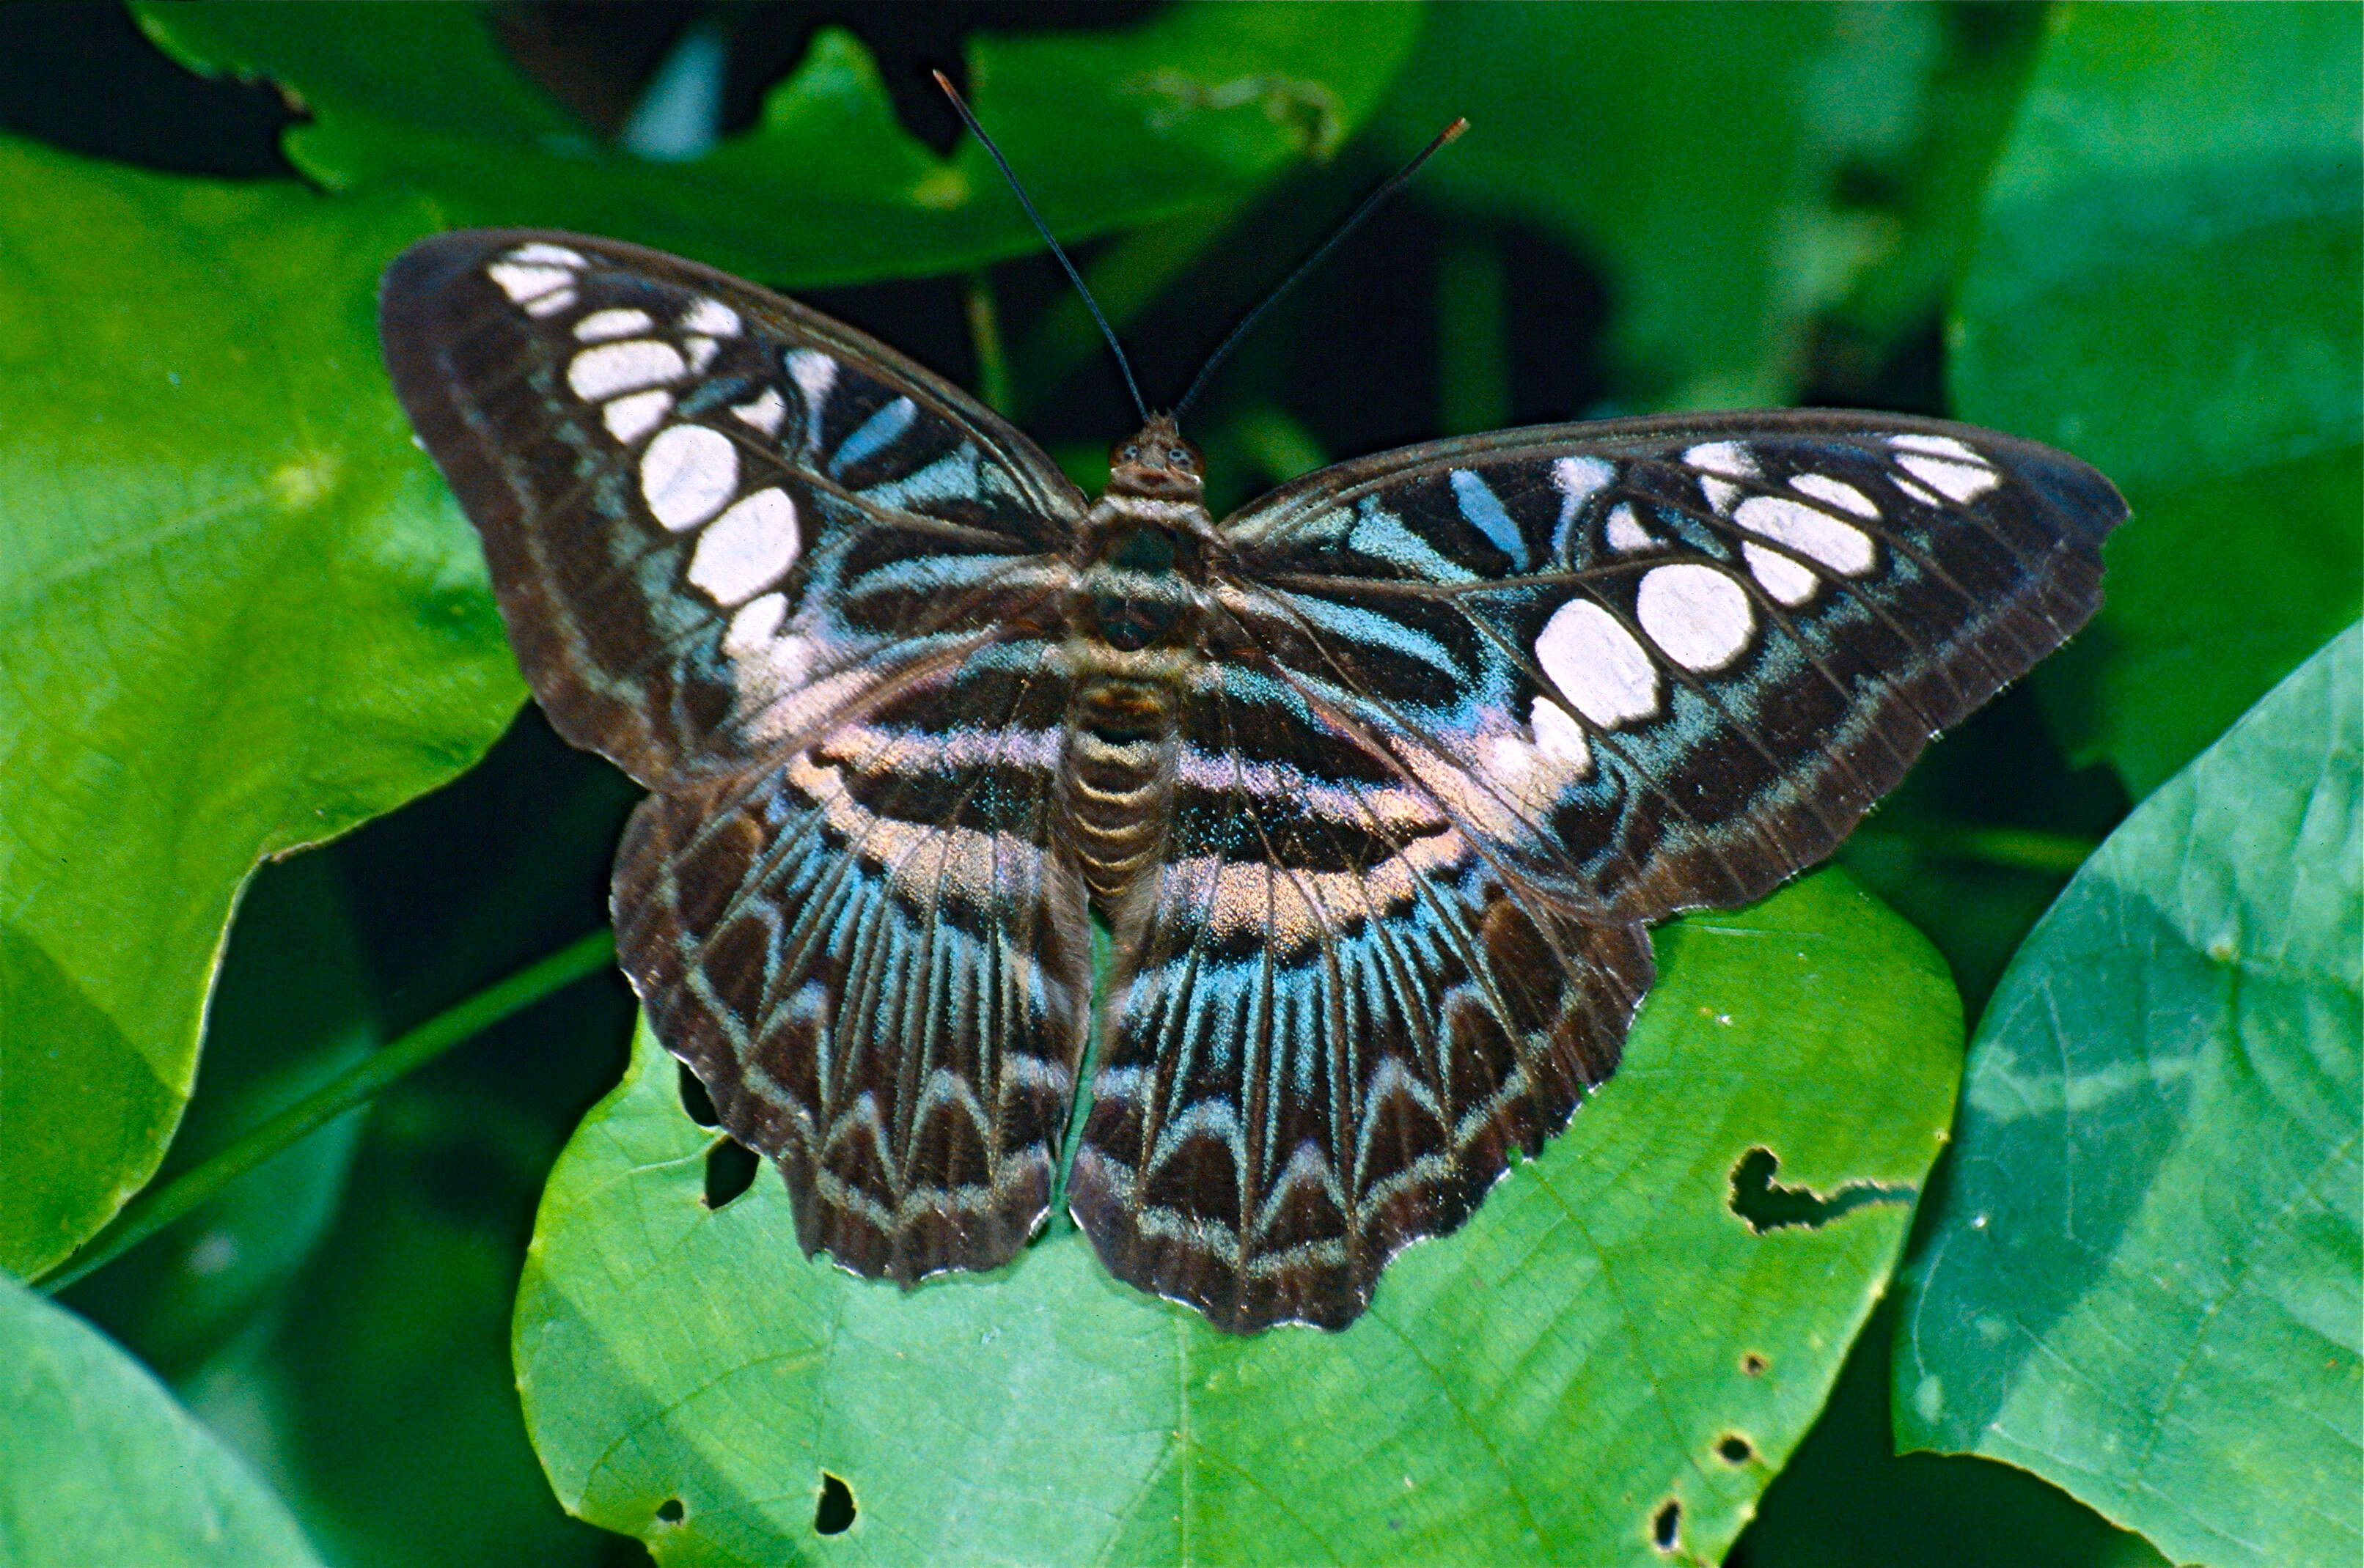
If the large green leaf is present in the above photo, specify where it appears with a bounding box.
[0,1274,323,1567]
[1897,625,2363,1568]
[136,3,1421,288]
[518,872,1958,1566]
[1951,2,2363,795]
[0,137,520,1277]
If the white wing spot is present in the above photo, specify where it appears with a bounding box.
[684,336,720,373]
[1550,455,1616,559]
[683,298,742,337]
[1887,433,1986,462]
[507,243,587,268]
[1700,475,1744,513]
[1734,494,1875,575]
[1605,501,1658,553]
[1745,542,1819,606]
[688,487,799,606]
[1684,441,1758,479]
[522,287,576,317]
[1638,563,1755,671]
[1553,455,1615,507]
[574,308,653,343]
[1887,433,2000,501]
[602,390,672,443]
[1896,452,2002,502]
[733,387,787,436]
[723,591,787,658]
[641,425,739,530]
[1894,475,1945,507]
[1535,599,1659,728]
[569,339,686,402]
[788,349,837,408]
[1788,473,1880,519]
[1530,696,1592,770]
[486,262,571,303]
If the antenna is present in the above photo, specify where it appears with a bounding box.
[1172,117,1467,420]
[933,70,1149,424]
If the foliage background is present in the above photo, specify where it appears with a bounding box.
[0,4,2354,1566]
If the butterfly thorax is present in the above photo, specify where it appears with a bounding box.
[1061,417,1219,907]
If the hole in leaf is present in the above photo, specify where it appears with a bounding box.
[678,1063,720,1127]
[1651,1500,1681,1554]
[703,1138,759,1209]
[1741,1352,1769,1377]
[1717,1433,1753,1465]
[656,1498,684,1524]
[1727,1146,1914,1234]
[815,1472,856,1535]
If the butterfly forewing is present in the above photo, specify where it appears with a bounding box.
[379,231,1085,788]
[1221,412,2120,921]
[381,230,1093,1280]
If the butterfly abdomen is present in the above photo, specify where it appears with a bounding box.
[1059,470,1217,908]
[1062,677,1177,905]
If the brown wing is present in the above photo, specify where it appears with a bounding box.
[383,230,1093,1279]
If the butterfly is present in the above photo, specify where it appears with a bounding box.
[379,224,2121,1333]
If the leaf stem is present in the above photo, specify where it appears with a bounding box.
[33,927,617,1295]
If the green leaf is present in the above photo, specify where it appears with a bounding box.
[1950,2,2363,795]
[0,137,520,1277]
[134,3,1422,287]
[518,872,1959,1566]
[1379,3,1975,408]
[0,1274,323,1567]
[1897,625,2363,1568]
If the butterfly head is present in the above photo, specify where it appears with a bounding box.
[1107,414,1204,505]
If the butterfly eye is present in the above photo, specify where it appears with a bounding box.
[1167,447,1192,468]
[1120,444,1140,462]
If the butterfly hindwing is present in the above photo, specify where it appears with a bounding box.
[381,230,1094,1279]
[614,643,1091,1281]
[1069,658,1654,1329]
[379,230,1086,788]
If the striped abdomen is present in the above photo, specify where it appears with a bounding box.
[1062,677,1177,905]
[1060,463,1214,908]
